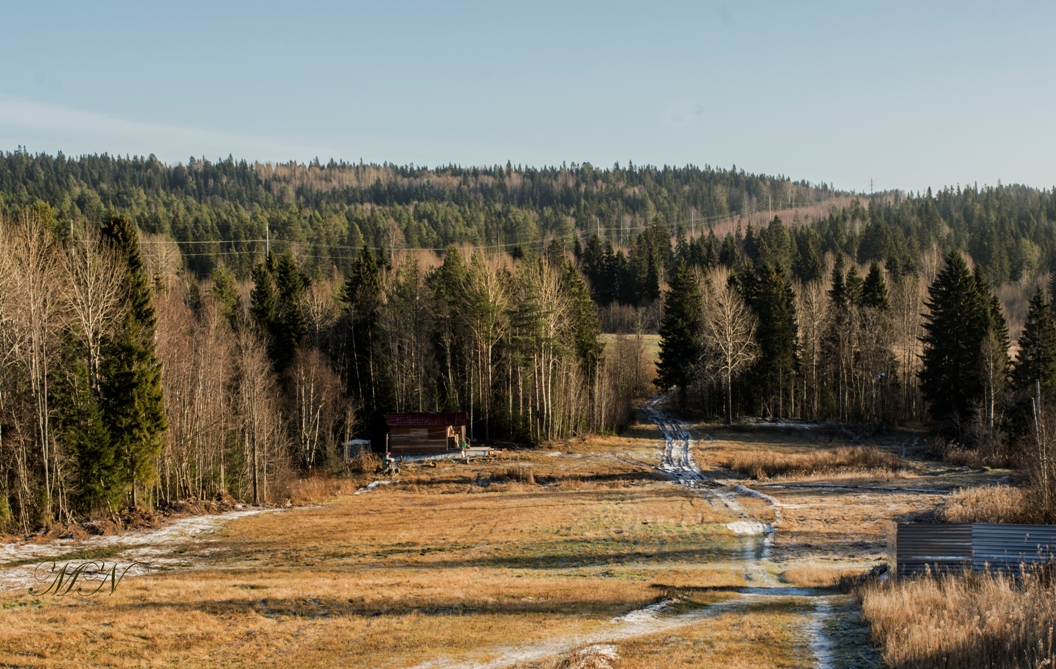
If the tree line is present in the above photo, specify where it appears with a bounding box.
[655,230,1056,469]
[0,209,651,531]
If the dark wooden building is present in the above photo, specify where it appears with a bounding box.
[385,412,468,454]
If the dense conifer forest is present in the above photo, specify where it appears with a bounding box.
[4,149,1056,530]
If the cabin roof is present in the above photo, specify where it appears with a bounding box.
[386,412,468,428]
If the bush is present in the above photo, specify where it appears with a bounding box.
[347,452,381,475]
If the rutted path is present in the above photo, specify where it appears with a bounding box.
[643,392,835,668]
[0,509,273,592]
[416,395,840,669]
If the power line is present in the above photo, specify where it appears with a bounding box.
[135,196,838,259]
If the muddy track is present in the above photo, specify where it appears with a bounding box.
[419,394,842,669]
[642,392,836,669]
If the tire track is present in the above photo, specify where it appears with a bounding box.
[642,391,836,667]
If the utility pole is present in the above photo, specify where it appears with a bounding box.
[266,221,270,257]
[1036,379,1049,508]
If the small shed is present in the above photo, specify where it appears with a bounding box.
[386,412,467,454]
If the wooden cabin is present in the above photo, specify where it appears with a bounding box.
[385,412,468,454]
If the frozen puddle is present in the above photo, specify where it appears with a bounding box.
[610,597,672,623]
[0,509,271,591]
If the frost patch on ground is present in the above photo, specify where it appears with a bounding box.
[0,509,271,591]
[806,597,835,669]
[355,480,395,494]
[610,598,672,623]
[413,598,745,669]
[725,521,772,535]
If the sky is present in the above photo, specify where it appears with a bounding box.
[1,0,1053,193]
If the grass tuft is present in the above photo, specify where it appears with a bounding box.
[722,446,904,480]
[936,485,1036,524]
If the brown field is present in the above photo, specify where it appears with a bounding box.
[0,414,1015,668]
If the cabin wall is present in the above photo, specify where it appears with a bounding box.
[389,425,450,453]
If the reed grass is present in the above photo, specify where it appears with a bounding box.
[859,569,1056,668]
[722,446,905,481]
[937,485,1037,524]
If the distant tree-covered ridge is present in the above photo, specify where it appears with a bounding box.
[0,150,835,277]
[4,151,1056,292]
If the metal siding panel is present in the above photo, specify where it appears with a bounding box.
[895,524,972,577]
[972,524,1056,573]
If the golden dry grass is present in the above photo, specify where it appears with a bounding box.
[781,563,868,588]
[860,570,1056,669]
[937,485,1036,524]
[721,446,906,481]
[0,420,1007,668]
[0,441,761,668]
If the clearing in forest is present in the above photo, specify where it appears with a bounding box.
[0,399,1008,668]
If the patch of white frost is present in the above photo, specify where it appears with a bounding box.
[610,598,672,623]
[0,509,271,591]
[725,521,772,535]
[806,597,835,669]
[355,480,394,494]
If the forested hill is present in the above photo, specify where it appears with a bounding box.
[4,150,1056,290]
[0,150,836,276]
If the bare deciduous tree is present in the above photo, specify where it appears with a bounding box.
[62,223,123,389]
[701,268,758,425]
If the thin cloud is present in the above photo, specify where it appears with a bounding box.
[0,95,329,163]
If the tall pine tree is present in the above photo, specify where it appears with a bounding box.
[1012,286,1056,400]
[743,261,798,417]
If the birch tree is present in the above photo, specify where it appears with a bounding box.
[702,267,758,425]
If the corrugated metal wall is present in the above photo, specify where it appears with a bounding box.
[893,523,1056,577]
[893,523,972,578]
[972,523,1056,572]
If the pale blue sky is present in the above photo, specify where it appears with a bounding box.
[1,1,1053,192]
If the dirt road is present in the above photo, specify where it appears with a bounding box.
[643,393,837,668]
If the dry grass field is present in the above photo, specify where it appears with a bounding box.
[0,411,1015,668]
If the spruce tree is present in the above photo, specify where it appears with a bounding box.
[59,359,121,514]
[344,245,385,414]
[828,255,848,310]
[1013,286,1056,399]
[274,251,307,370]
[920,252,992,425]
[211,263,242,328]
[861,261,891,311]
[100,213,167,508]
[656,259,703,408]
[428,247,469,410]
[744,262,798,416]
[792,232,824,283]
[250,261,277,333]
[562,261,603,379]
